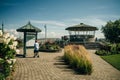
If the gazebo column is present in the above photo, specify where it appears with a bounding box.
[93,31,95,37]
[68,31,71,42]
[35,32,38,40]
[23,32,27,57]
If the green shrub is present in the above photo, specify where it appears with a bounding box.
[0,73,5,80]
[95,50,112,56]
[39,41,61,51]
[97,43,120,56]
[116,43,120,53]
[0,33,18,79]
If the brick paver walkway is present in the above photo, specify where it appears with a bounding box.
[13,49,120,80]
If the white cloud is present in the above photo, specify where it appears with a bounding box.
[31,20,67,27]
[95,31,105,38]
[67,17,106,27]
[39,31,67,38]
[5,29,18,35]
[5,29,23,38]
[49,32,56,37]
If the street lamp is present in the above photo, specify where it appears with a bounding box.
[2,22,4,33]
[44,24,47,42]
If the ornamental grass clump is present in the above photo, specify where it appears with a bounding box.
[64,45,92,75]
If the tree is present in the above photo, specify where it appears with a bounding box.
[102,19,120,43]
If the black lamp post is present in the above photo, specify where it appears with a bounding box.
[44,24,47,42]
[2,22,4,34]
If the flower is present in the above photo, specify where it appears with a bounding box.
[14,36,17,40]
[3,33,10,39]
[3,38,7,43]
[9,45,14,49]
[16,49,20,54]
[10,65,13,68]
[10,59,16,64]
[13,46,16,50]
[6,59,16,65]
[10,35,17,40]
[6,60,12,64]
[13,41,18,47]
[6,38,11,44]
[3,37,11,44]
[10,34,14,40]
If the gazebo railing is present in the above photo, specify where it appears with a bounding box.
[68,35,95,44]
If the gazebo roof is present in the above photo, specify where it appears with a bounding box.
[17,22,41,32]
[65,23,98,31]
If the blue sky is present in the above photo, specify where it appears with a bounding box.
[0,0,120,38]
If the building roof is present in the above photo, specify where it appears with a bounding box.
[65,23,98,31]
[16,22,41,32]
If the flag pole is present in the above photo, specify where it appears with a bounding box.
[44,24,47,42]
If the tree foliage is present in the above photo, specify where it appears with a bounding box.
[102,19,120,43]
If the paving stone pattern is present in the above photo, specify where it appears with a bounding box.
[13,49,120,80]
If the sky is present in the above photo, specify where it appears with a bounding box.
[0,0,120,39]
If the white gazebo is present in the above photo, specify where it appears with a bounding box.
[65,23,98,44]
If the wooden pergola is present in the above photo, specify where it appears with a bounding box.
[65,23,98,43]
[16,21,41,57]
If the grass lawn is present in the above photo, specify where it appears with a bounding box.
[101,54,120,71]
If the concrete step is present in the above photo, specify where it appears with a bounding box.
[84,42,101,49]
